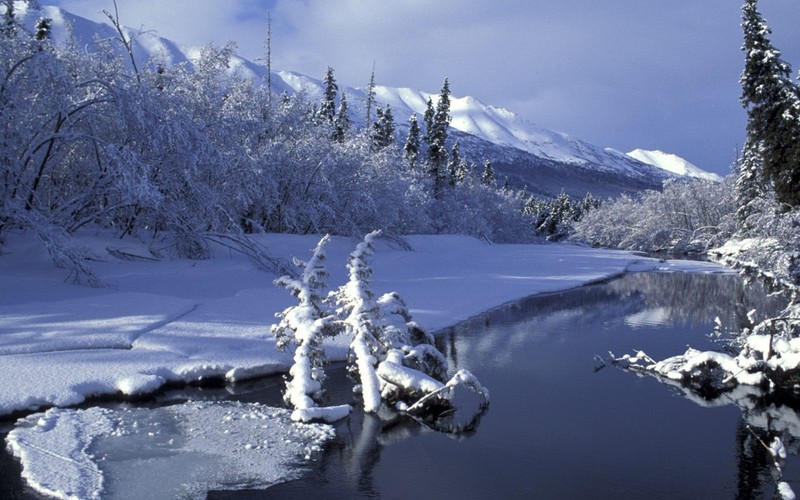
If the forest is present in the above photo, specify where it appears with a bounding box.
[0,1,569,287]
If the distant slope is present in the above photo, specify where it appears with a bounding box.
[627,149,721,182]
[28,3,685,198]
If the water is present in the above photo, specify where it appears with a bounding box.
[213,271,792,499]
[1,271,794,498]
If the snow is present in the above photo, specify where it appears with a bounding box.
[0,231,719,417]
[18,4,684,187]
[626,149,722,181]
[0,231,726,495]
[7,401,335,499]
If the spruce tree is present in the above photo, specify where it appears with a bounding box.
[740,0,800,207]
[333,91,350,142]
[404,114,421,170]
[321,66,338,123]
[424,79,452,198]
[371,104,395,150]
[735,138,768,232]
[35,17,51,41]
[448,141,461,187]
[481,159,495,186]
[365,62,377,125]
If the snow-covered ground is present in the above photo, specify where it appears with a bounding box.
[1,231,728,498]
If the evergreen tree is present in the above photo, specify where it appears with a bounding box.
[364,62,377,125]
[272,235,337,411]
[404,114,421,170]
[735,138,768,232]
[371,104,395,150]
[481,159,495,186]
[332,91,350,142]
[424,79,452,198]
[333,231,385,413]
[740,0,800,207]
[35,17,51,42]
[321,66,338,123]
[423,97,435,142]
[455,160,471,185]
[447,141,461,187]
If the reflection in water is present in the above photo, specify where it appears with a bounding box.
[3,271,793,499]
[249,271,794,499]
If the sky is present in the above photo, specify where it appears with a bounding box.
[47,0,800,176]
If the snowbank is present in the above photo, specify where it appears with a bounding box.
[0,231,719,416]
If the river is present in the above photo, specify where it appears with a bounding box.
[2,270,795,498]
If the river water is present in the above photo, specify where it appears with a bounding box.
[2,270,795,498]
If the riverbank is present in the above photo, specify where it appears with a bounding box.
[0,231,730,417]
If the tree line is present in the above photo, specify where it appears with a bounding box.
[572,0,800,286]
[0,2,571,284]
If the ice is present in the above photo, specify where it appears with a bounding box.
[6,401,335,499]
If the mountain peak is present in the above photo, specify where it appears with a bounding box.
[626,149,721,181]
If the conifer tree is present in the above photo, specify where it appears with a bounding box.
[740,0,800,207]
[447,141,461,187]
[481,159,495,186]
[404,114,421,170]
[371,104,395,150]
[272,235,337,411]
[333,230,385,413]
[364,62,377,125]
[35,17,51,41]
[735,138,768,231]
[333,91,350,142]
[321,66,338,123]
[424,79,452,198]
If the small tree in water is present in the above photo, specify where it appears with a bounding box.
[273,233,489,429]
[271,235,351,422]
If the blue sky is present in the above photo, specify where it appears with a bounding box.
[50,0,800,175]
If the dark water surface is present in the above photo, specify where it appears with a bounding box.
[216,271,794,499]
[2,271,795,499]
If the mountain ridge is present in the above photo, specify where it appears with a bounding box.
[22,3,717,198]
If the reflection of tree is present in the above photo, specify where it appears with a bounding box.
[607,272,788,333]
[736,419,773,499]
[618,368,798,499]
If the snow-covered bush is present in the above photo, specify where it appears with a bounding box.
[271,235,351,423]
[274,232,489,428]
[572,178,737,253]
[0,6,534,284]
[711,197,800,288]
[525,191,600,241]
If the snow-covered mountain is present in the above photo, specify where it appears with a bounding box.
[626,149,722,182]
[20,3,715,198]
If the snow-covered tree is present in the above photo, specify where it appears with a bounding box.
[371,104,395,150]
[740,0,800,207]
[447,141,461,187]
[321,66,338,123]
[404,113,421,170]
[481,159,495,186]
[332,230,386,412]
[364,62,376,125]
[735,139,768,233]
[424,79,452,198]
[332,91,350,142]
[271,235,350,422]
[572,178,737,253]
[34,16,51,41]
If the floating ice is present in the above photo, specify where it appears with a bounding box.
[6,401,335,499]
